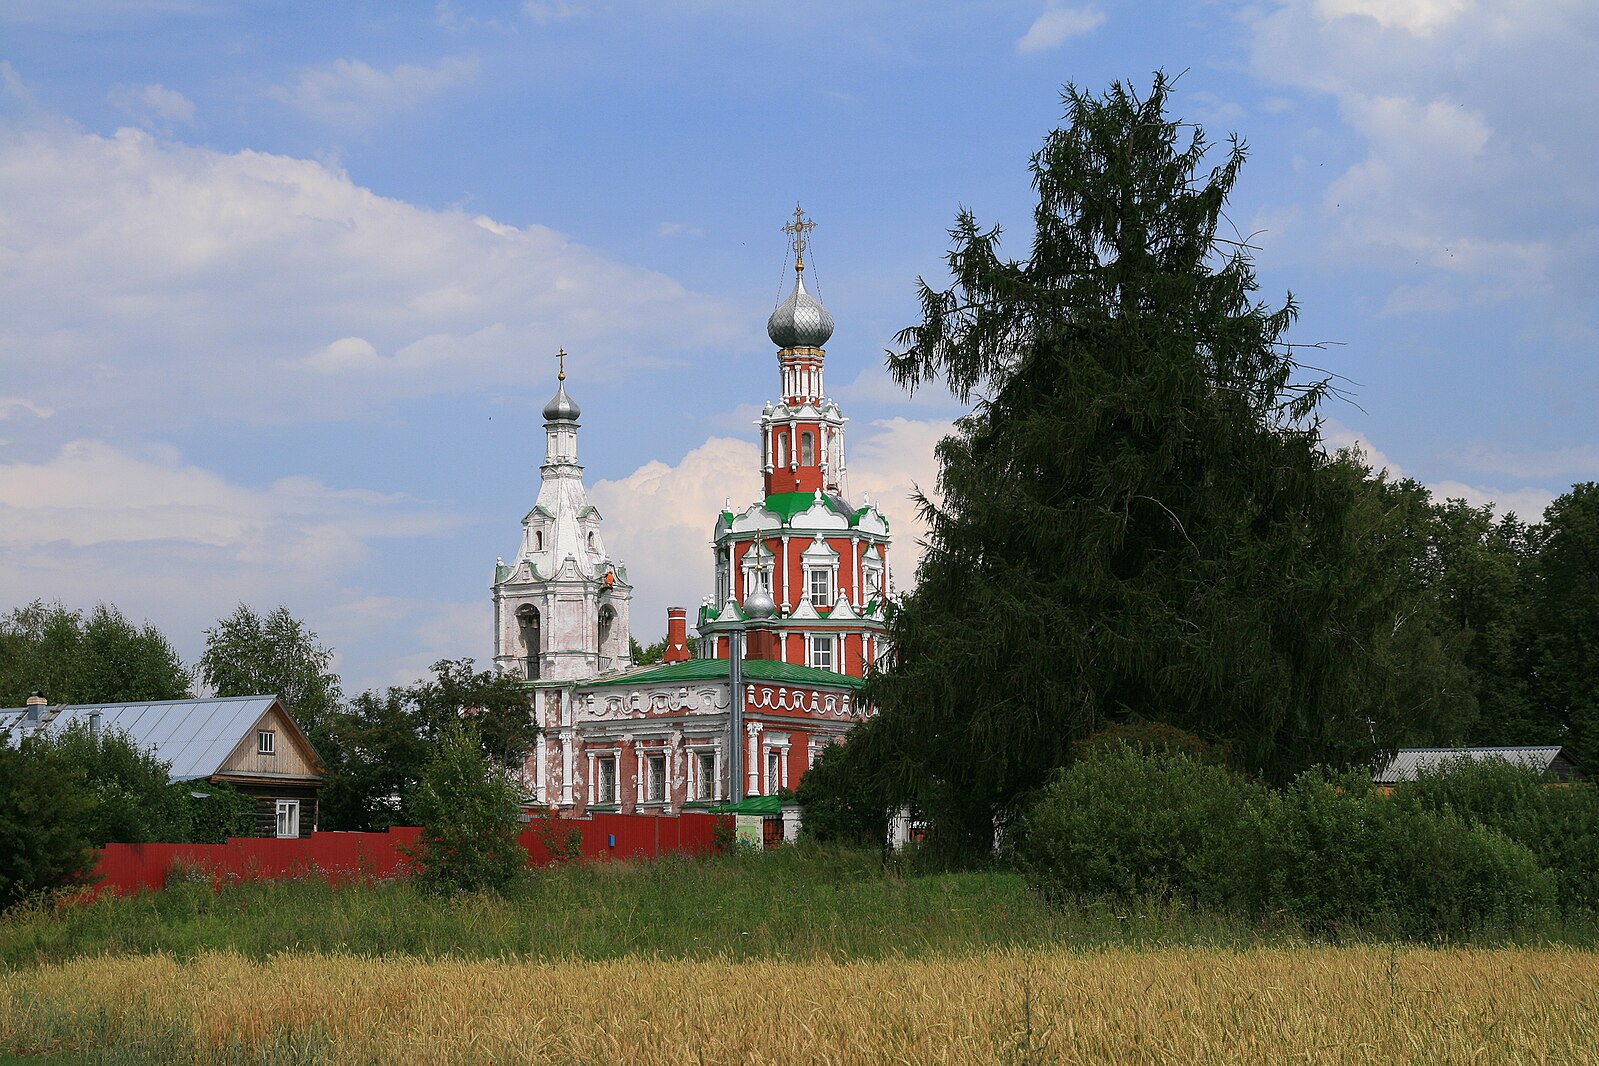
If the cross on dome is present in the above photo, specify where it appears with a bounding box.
[782,203,817,273]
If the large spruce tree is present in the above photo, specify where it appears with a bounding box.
[855,76,1470,858]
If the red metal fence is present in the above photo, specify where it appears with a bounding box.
[90,812,727,896]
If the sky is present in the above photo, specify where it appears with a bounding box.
[2,0,1595,694]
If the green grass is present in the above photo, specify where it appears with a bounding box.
[1,844,1592,971]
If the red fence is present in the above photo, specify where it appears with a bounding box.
[90,812,726,896]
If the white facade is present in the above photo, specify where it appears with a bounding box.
[492,372,632,681]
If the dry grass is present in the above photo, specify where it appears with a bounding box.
[4,946,1598,1064]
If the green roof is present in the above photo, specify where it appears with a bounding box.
[759,491,864,525]
[586,657,866,691]
[709,795,785,815]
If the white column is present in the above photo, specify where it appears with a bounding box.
[560,729,575,807]
[780,535,791,610]
[746,722,763,796]
[534,731,547,803]
[779,744,790,790]
[713,741,724,801]
[586,750,597,806]
[631,740,643,807]
[852,535,862,607]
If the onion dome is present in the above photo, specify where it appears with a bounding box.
[742,581,776,621]
[766,270,834,349]
[542,381,580,421]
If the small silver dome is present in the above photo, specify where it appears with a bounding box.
[542,380,580,422]
[742,582,776,621]
[767,271,834,349]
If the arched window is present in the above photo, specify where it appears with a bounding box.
[587,531,596,550]
[533,530,543,551]
[516,605,541,679]
[776,431,789,467]
[800,430,814,465]
[598,605,615,657]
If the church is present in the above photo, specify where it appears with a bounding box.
[491,209,893,815]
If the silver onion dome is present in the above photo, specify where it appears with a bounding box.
[766,271,834,349]
[542,380,580,422]
[742,580,776,621]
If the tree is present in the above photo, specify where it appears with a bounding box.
[405,721,528,895]
[630,635,668,665]
[1524,482,1599,769]
[0,732,99,910]
[854,76,1470,861]
[0,601,189,707]
[199,605,343,736]
[41,722,188,846]
[317,659,535,831]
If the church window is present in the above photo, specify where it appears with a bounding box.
[587,531,596,550]
[808,635,834,671]
[766,749,781,793]
[598,605,615,657]
[533,530,543,551]
[696,751,717,800]
[646,754,667,804]
[776,431,789,467]
[800,430,814,465]
[517,606,541,679]
[595,756,618,806]
[808,567,832,607]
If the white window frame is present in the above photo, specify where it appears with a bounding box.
[596,755,618,806]
[766,749,781,794]
[807,568,832,608]
[258,730,276,755]
[808,634,835,671]
[646,754,667,804]
[696,750,717,801]
[274,799,299,838]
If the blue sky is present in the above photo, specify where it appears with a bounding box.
[2,0,1595,693]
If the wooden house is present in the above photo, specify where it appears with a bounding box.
[1,694,324,838]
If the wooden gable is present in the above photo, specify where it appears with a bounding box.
[215,700,323,784]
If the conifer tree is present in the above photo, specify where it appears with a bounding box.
[855,76,1470,858]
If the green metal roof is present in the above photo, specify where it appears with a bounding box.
[585,657,865,691]
[710,795,785,815]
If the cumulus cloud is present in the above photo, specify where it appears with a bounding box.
[0,122,740,433]
[1016,4,1104,53]
[107,82,195,128]
[1313,0,1472,36]
[589,418,950,640]
[268,55,480,126]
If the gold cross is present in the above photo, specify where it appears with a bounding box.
[781,203,816,271]
[557,347,566,381]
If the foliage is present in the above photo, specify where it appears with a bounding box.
[1072,720,1231,766]
[0,601,189,707]
[317,658,535,832]
[629,635,668,664]
[795,738,894,848]
[1524,482,1599,770]
[1241,768,1555,936]
[199,605,343,736]
[40,722,188,846]
[1389,759,1599,915]
[403,722,527,895]
[1013,749,1263,906]
[0,732,99,911]
[180,780,257,845]
[858,75,1472,861]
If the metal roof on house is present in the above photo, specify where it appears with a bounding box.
[0,695,286,782]
[584,657,866,691]
[1373,746,1579,785]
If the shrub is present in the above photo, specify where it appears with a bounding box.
[180,780,258,844]
[1389,759,1599,916]
[1013,748,1263,906]
[1073,721,1231,766]
[1241,768,1556,936]
[796,738,893,848]
[405,722,528,895]
[0,732,99,910]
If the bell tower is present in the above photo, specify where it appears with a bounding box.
[492,351,633,680]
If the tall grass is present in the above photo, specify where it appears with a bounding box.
[2,846,1282,969]
[4,946,1598,1064]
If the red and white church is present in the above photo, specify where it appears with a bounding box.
[492,210,893,815]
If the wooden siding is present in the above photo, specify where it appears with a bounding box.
[218,704,319,779]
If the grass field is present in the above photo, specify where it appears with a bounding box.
[3,848,1596,1063]
[5,946,1599,1064]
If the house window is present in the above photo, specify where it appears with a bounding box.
[800,431,814,465]
[808,635,834,671]
[697,751,717,801]
[274,799,299,838]
[808,568,832,607]
[646,754,667,804]
[258,730,276,755]
[596,756,618,805]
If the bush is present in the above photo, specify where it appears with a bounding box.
[796,739,893,848]
[1013,748,1264,906]
[180,780,258,844]
[0,733,99,910]
[1073,721,1231,766]
[405,722,528,895]
[1241,768,1556,936]
[1389,759,1599,916]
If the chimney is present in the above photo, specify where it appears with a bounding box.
[24,691,47,724]
[662,607,691,664]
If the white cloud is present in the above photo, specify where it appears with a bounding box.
[589,418,949,640]
[0,397,53,420]
[0,122,741,431]
[1314,0,1472,36]
[1016,4,1104,53]
[657,222,703,238]
[268,55,480,126]
[107,83,195,128]
[1428,480,1555,521]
